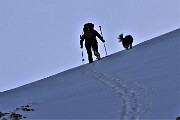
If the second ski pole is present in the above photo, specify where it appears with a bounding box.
[81,48,84,62]
[99,26,108,57]
[80,35,85,62]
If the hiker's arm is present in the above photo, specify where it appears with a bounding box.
[95,31,105,42]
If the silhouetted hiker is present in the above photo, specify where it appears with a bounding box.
[118,33,133,50]
[177,116,180,120]
[80,23,105,63]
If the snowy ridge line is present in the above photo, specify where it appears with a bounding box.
[85,66,140,120]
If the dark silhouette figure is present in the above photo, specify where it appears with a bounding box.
[80,23,105,63]
[177,116,180,120]
[118,34,133,50]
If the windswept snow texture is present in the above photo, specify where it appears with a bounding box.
[0,29,180,119]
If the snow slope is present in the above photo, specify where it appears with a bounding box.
[0,28,180,120]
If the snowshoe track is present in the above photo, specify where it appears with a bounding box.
[85,67,140,120]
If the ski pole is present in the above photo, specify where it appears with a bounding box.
[103,42,108,57]
[99,26,108,57]
[80,35,85,62]
[81,48,85,62]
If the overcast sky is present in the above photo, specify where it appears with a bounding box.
[0,0,179,92]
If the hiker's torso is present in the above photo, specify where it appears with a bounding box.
[84,30,98,44]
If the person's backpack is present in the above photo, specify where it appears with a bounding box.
[83,23,96,41]
[83,23,94,32]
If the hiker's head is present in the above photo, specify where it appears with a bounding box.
[83,23,94,32]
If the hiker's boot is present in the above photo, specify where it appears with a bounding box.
[94,51,101,60]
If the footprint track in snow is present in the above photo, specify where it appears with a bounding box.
[85,68,140,120]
